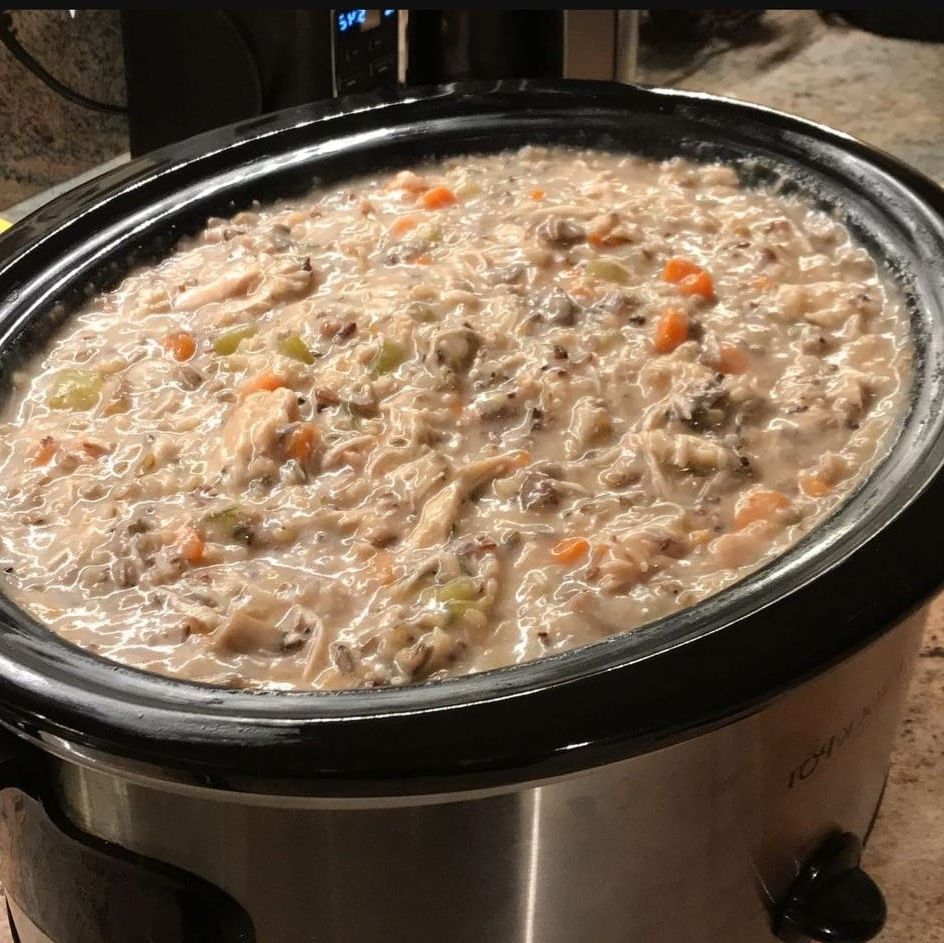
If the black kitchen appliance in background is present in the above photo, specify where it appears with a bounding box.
[406,10,636,85]
[121,10,636,155]
[121,9,402,155]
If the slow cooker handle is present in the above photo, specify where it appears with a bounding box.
[774,831,886,943]
[0,728,257,941]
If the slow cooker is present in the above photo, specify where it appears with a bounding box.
[0,81,942,943]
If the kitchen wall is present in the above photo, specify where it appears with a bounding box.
[0,9,128,208]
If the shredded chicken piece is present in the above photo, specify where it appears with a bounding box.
[174,265,261,310]
[638,430,734,475]
[213,387,302,487]
[408,453,523,547]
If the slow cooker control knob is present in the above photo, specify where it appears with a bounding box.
[774,831,886,942]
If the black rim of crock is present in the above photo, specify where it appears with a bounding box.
[0,80,943,796]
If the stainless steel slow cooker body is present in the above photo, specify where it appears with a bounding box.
[0,82,943,943]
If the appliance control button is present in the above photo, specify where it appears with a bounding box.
[338,73,365,92]
[344,45,362,64]
[773,831,886,943]
[371,56,395,78]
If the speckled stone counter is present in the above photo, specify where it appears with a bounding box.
[0,9,127,209]
[0,9,941,943]
[640,10,944,183]
[869,603,944,943]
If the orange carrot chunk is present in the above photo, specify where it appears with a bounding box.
[163,331,196,362]
[734,489,790,530]
[653,308,689,354]
[80,441,109,459]
[285,423,320,464]
[180,529,206,566]
[240,373,287,397]
[718,344,748,375]
[678,270,715,300]
[551,537,591,564]
[662,257,702,283]
[390,215,419,239]
[799,473,831,498]
[420,186,457,210]
[529,189,546,201]
[33,435,57,466]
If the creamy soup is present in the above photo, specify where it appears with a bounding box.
[0,147,910,689]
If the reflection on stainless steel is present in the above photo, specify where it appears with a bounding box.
[522,788,541,943]
[56,729,762,942]
[48,613,921,943]
[563,11,617,80]
[616,10,640,83]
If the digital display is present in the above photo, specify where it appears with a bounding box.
[337,9,396,33]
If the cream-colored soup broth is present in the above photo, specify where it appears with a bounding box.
[0,147,910,689]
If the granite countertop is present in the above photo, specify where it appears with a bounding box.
[0,10,126,210]
[0,9,941,942]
